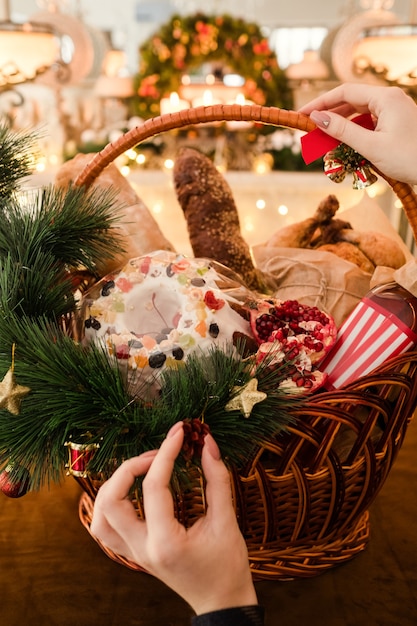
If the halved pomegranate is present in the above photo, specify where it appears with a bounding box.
[248,298,337,393]
[255,338,328,392]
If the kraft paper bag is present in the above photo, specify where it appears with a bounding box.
[253,246,372,327]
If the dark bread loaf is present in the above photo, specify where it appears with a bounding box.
[173,147,263,292]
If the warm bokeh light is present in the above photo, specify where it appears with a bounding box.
[152,203,163,214]
[125,149,137,160]
[164,159,175,170]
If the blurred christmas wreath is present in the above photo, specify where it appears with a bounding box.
[132,12,292,118]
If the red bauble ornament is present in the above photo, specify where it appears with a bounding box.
[0,464,30,498]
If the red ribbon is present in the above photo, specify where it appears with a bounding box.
[300,113,375,165]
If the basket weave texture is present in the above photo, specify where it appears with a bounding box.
[74,105,417,580]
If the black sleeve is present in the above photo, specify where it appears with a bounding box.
[191,605,265,626]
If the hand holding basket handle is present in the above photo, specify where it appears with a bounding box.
[300,83,417,188]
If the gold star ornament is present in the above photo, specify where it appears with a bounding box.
[0,368,31,415]
[225,378,267,419]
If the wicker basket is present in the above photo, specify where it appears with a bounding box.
[73,104,417,580]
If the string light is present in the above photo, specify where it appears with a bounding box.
[163,158,175,170]
[124,149,137,160]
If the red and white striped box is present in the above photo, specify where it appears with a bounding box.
[319,296,417,389]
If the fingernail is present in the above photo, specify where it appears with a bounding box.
[310,110,331,129]
[167,421,183,438]
[204,433,221,460]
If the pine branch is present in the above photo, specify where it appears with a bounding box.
[0,252,75,324]
[0,184,126,324]
[37,184,125,274]
[0,317,134,487]
[0,184,124,274]
[0,123,39,200]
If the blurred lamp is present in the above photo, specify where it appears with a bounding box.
[0,0,60,88]
[286,50,329,83]
[353,24,417,86]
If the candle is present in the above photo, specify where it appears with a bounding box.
[160,92,190,115]
[191,89,222,108]
[226,93,254,130]
[234,93,247,105]
[181,81,242,103]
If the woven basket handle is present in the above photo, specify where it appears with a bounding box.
[74,104,417,244]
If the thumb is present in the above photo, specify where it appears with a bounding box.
[310,110,375,160]
[201,434,237,528]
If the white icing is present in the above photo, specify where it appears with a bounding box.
[82,251,252,394]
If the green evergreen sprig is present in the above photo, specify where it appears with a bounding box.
[0,185,124,273]
[0,185,125,323]
[0,250,75,322]
[0,123,39,200]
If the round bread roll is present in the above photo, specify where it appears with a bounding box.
[338,229,406,270]
[317,242,375,274]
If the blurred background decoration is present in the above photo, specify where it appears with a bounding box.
[1,0,416,303]
[330,0,417,96]
[131,12,292,119]
[1,0,417,173]
[0,0,61,89]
